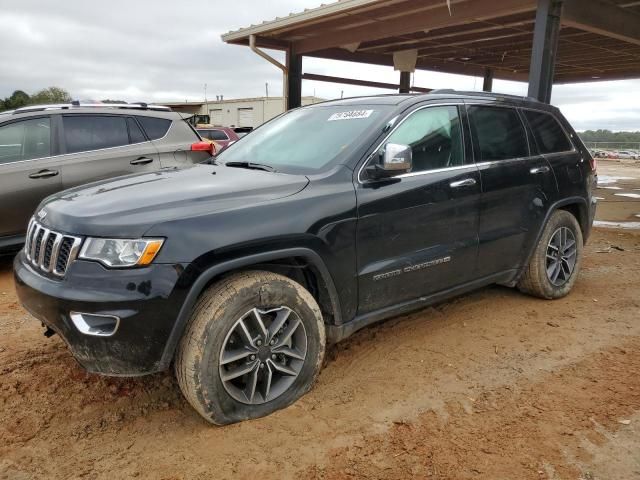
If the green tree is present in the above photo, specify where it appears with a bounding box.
[2,90,30,110]
[29,86,71,105]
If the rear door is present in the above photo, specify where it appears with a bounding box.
[521,109,584,199]
[355,104,481,314]
[468,104,557,276]
[59,114,161,189]
[0,116,62,240]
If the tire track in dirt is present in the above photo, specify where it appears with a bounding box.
[303,339,640,480]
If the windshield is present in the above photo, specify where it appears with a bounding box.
[216,104,392,174]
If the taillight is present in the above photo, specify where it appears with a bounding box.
[191,141,214,155]
[589,155,597,172]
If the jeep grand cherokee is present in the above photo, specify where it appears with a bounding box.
[14,91,597,424]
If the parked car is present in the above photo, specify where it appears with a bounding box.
[196,126,240,150]
[615,150,639,160]
[0,103,214,252]
[232,126,253,138]
[15,91,596,425]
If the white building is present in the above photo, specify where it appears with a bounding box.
[204,96,324,128]
[164,96,324,129]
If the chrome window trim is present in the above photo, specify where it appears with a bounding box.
[519,107,577,156]
[0,138,156,167]
[394,163,479,179]
[357,102,467,184]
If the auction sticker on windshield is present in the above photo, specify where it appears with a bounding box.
[328,110,374,121]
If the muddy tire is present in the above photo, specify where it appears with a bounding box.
[175,271,325,425]
[518,210,583,299]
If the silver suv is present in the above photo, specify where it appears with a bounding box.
[0,103,213,252]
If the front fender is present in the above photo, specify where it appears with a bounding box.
[157,247,341,370]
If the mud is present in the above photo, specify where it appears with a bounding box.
[1,160,639,479]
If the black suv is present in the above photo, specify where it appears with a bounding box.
[14,92,597,424]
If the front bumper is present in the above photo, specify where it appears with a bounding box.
[14,251,191,376]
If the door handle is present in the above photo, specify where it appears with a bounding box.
[530,166,550,174]
[449,178,477,188]
[28,169,59,179]
[130,157,154,165]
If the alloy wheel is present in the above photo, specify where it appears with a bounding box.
[545,226,577,286]
[219,306,307,404]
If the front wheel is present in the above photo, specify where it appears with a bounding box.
[517,210,584,299]
[175,271,325,425]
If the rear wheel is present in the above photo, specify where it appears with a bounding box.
[175,271,325,425]
[518,210,583,299]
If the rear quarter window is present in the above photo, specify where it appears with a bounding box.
[523,110,573,154]
[136,116,171,140]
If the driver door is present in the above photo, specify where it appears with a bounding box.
[355,104,481,314]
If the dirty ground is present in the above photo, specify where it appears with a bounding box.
[1,159,639,479]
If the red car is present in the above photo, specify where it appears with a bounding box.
[196,126,240,150]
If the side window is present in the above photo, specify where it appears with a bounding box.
[523,110,573,154]
[385,106,464,172]
[0,117,51,164]
[136,116,171,140]
[127,117,147,144]
[468,106,529,161]
[63,115,129,154]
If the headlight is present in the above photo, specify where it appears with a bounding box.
[79,238,164,268]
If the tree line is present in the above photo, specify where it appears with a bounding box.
[579,129,640,144]
[0,87,127,112]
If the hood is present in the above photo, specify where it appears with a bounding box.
[38,164,309,237]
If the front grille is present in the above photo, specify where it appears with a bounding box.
[24,218,82,278]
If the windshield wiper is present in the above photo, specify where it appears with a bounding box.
[225,161,275,172]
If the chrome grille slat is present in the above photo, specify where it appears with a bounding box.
[25,220,36,261]
[29,224,41,261]
[23,217,82,278]
[37,228,50,266]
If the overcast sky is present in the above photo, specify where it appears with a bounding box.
[2,0,639,131]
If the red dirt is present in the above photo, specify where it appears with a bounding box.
[1,160,639,479]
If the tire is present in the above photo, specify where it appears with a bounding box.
[517,210,583,299]
[175,270,325,425]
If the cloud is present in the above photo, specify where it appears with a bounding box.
[2,0,639,131]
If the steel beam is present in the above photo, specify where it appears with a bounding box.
[399,71,411,93]
[527,0,563,103]
[301,73,431,92]
[286,48,302,110]
[483,68,494,92]
[563,0,640,47]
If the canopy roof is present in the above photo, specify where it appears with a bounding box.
[222,0,640,84]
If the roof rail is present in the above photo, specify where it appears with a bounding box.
[12,102,172,114]
[429,89,538,102]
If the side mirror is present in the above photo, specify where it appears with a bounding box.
[365,143,412,180]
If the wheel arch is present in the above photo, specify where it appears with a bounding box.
[510,196,589,287]
[157,247,341,370]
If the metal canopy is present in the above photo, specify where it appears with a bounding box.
[222,0,640,106]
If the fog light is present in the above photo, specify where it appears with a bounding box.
[70,312,120,337]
